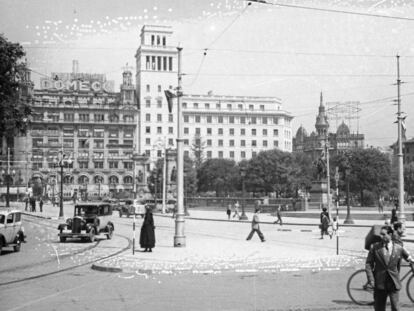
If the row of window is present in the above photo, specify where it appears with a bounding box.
[32,161,134,171]
[183,128,280,137]
[144,137,279,148]
[183,115,280,125]
[32,138,134,149]
[32,113,135,123]
[182,102,276,112]
[145,55,173,71]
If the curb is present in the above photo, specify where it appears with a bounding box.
[91,264,122,273]
[22,212,52,220]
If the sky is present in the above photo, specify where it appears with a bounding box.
[1,0,414,148]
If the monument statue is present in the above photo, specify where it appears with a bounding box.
[314,153,327,181]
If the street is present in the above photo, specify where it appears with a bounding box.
[1,210,413,310]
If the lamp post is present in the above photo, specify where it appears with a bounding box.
[54,151,72,219]
[334,167,340,255]
[239,166,248,220]
[97,177,103,199]
[2,169,16,208]
[344,167,354,224]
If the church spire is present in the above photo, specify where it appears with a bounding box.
[315,91,329,137]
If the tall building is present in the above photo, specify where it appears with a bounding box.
[135,25,293,163]
[14,61,138,199]
[293,93,364,160]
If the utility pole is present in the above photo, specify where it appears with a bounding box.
[396,55,405,222]
[325,134,331,219]
[162,137,167,214]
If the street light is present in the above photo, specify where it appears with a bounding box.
[344,166,354,224]
[1,169,16,208]
[239,166,248,220]
[53,151,72,219]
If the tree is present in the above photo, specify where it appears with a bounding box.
[191,134,205,170]
[197,158,239,196]
[184,155,197,196]
[0,35,32,145]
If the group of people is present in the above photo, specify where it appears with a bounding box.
[226,201,241,220]
[24,196,43,212]
[319,207,338,239]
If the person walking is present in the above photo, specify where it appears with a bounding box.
[30,196,36,212]
[24,196,29,211]
[140,206,155,252]
[273,205,283,226]
[320,207,330,239]
[39,198,43,213]
[233,201,240,219]
[246,208,265,242]
[378,196,384,214]
[226,203,231,220]
[390,208,398,225]
[329,216,338,239]
[365,225,414,311]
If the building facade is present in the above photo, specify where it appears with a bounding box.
[293,93,364,160]
[135,25,293,164]
[13,62,138,199]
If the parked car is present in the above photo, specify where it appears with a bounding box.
[119,199,146,218]
[58,202,114,243]
[0,209,25,254]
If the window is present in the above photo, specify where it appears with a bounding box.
[205,103,210,109]
[273,129,279,136]
[64,139,74,148]
[260,105,265,111]
[207,139,212,146]
[240,117,246,124]
[157,56,161,70]
[109,130,118,138]
[162,36,166,46]
[238,104,243,110]
[230,151,234,158]
[157,85,162,92]
[263,140,268,147]
[168,138,174,146]
[249,104,254,111]
[218,128,223,135]
[252,129,256,136]
[262,117,268,124]
[241,129,245,135]
[207,128,212,135]
[109,161,118,169]
[146,84,150,92]
[184,139,189,145]
[157,114,162,122]
[218,151,223,158]
[157,150,162,157]
[195,115,201,123]
[168,127,173,134]
[229,116,234,123]
[146,126,151,134]
[263,129,268,136]
[216,103,221,109]
[207,151,212,158]
[124,162,133,169]
[182,102,187,108]
[227,104,232,110]
[63,128,74,137]
[146,99,151,108]
[273,140,279,147]
[146,56,151,70]
[184,127,189,134]
[64,113,74,121]
[184,115,189,123]
[79,113,89,121]
[218,139,223,146]
[194,103,199,109]
[94,140,104,149]
[168,114,173,122]
[33,138,43,147]
[151,35,155,45]
[79,162,88,169]
[94,162,103,169]
[94,114,104,122]
[241,151,246,159]
[157,99,162,108]
[79,139,89,148]
[152,56,156,70]
[157,127,162,134]
[252,140,257,147]
[218,116,223,123]
[146,138,151,145]
[207,116,212,123]
[241,140,246,147]
[93,129,104,137]
[169,57,173,71]
[229,140,234,147]
[195,128,201,135]
[250,117,257,124]
[273,117,279,124]
[163,56,167,71]
[229,128,234,136]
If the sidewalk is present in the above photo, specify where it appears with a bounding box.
[3,201,414,275]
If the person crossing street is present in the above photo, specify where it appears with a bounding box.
[246,208,265,242]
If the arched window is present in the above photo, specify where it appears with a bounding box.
[63,175,74,184]
[109,176,119,184]
[94,176,104,184]
[78,176,89,184]
[123,176,133,184]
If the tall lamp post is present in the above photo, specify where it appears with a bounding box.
[2,169,16,208]
[344,166,354,224]
[239,166,248,220]
[54,151,72,219]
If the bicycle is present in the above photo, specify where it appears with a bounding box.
[347,265,414,305]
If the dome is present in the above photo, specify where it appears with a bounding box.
[336,121,350,136]
[295,126,308,141]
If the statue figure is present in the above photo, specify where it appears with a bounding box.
[170,166,177,182]
[314,154,327,181]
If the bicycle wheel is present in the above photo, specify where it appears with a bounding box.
[407,274,414,303]
[347,269,374,306]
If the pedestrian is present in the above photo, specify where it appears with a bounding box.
[329,216,338,239]
[51,196,56,207]
[273,205,283,226]
[24,196,29,211]
[320,207,330,239]
[378,196,384,214]
[140,206,155,252]
[392,221,405,246]
[365,225,414,311]
[246,208,265,242]
[39,198,43,213]
[390,208,398,225]
[226,204,231,220]
[30,196,36,212]
[233,201,240,219]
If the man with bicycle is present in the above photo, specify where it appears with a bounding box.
[365,226,414,311]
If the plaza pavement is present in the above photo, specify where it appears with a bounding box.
[3,201,414,275]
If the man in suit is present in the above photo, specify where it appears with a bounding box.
[246,208,265,242]
[365,226,414,311]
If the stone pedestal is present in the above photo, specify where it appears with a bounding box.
[308,180,329,209]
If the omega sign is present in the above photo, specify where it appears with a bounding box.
[40,78,114,92]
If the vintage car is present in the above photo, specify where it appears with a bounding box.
[119,199,146,218]
[58,202,114,243]
[0,209,25,254]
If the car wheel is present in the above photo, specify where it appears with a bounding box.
[89,228,96,243]
[60,236,66,243]
[14,240,21,252]
[106,225,114,240]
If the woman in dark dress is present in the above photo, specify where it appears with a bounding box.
[140,206,155,252]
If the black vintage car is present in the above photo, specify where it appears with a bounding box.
[58,202,114,243]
